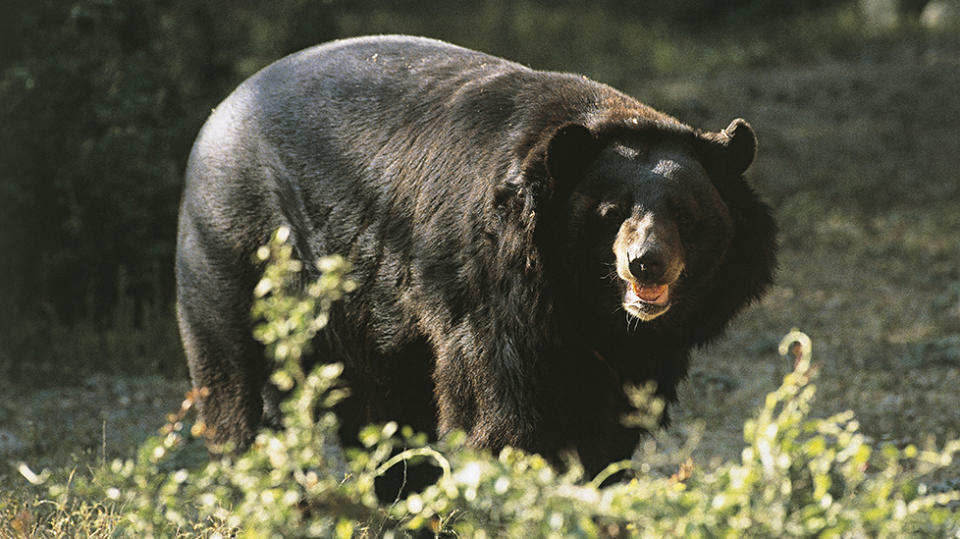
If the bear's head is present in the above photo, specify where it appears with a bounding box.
[516,116,775,343]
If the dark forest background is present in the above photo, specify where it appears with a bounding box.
[0,0,952,383]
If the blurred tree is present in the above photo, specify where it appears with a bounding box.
[0,0,340,328]
[583,0,853,29]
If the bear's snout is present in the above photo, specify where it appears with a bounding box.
[615,213,685,320]
[615,214,684,283]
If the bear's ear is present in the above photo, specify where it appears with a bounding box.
[696,118,757,178]
[543,123,605,188]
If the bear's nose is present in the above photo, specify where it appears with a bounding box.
[629,252,667,284]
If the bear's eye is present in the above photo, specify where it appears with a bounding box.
[676,210,710,242]
[597,201,621,219]
[684,215,723,244]
[675,208,695,228]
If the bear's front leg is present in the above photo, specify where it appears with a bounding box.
[431,334,551,458]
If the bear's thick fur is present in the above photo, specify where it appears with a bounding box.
[176,35,777,477]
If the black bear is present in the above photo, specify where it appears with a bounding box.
[176,35,777,479]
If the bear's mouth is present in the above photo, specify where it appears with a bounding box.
[623,281,672,320]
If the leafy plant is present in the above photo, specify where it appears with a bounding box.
[20,230,960,537]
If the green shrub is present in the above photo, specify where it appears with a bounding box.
[26,229,960,537]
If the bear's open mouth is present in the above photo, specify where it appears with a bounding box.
[623,281,672,320]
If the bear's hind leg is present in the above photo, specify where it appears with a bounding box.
[177,296,268,452]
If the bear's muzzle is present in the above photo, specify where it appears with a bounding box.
[615,213,685,320]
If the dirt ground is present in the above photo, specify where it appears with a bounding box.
[1,38,958,492]
[649,39,960,484]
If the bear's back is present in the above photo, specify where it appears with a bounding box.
[183,36,639,254]
[193,35,638,171]
[206,35,534,145]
